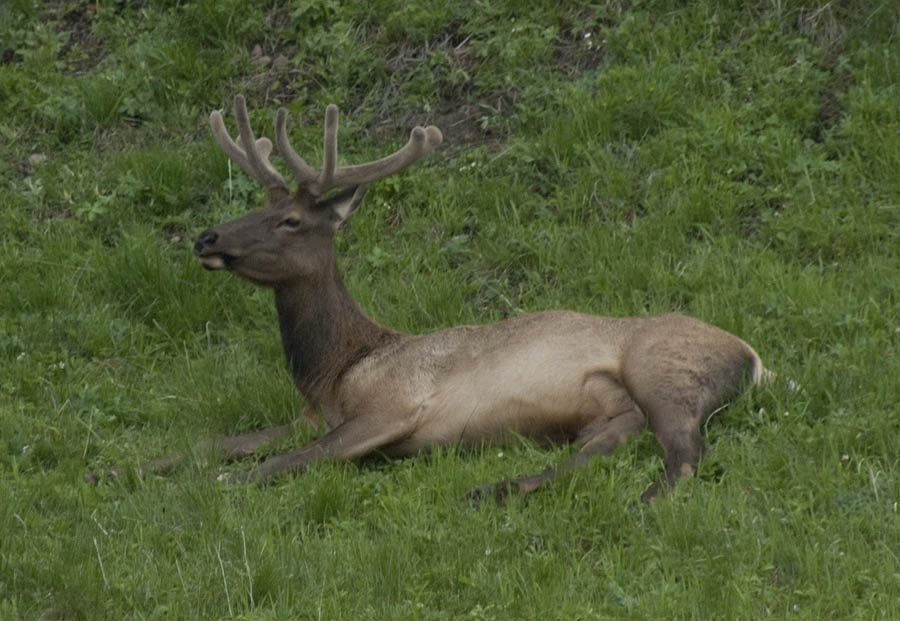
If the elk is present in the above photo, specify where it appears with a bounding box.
[166,95,772,502]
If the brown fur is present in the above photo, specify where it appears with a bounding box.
[112,97,772,501]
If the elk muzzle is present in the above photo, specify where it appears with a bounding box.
[194,229,229,270]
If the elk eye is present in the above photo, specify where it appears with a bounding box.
[279,217,301,229]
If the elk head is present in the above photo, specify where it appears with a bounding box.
[194,95,443,287]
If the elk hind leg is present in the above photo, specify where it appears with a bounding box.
[628,353,751,502]
[639,417,706,503]
[466,407,646,505]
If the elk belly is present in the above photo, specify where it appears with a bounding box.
[407,361,624,449]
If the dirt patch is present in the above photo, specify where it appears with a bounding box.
[39,0,109,73]
[237,37,512,154]
[238,43,304,107]
[236,7,612,156]
[552,17,605,78]
[811,86,844,143]
[1,48,18,65]
[381,91,517,156]
[373,34,505,152]
[797,4,847,61]
[794,4,855,143]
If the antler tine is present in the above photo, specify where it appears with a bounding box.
[210,110,254,175]
[255,136,274,162]
[270,103,443,198]
[210,98,288,192]
[275,107,318,187]
[232,95,288,191]
[277,104,340,198]
[324,123,443,193]
[318,104,339,194]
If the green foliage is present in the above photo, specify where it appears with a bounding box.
[2,0,899,618]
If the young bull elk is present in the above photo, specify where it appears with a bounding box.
[179,95,771,502]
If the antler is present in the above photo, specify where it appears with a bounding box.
[212,95,443,199]
[276,103,443,198]
[210,95,289,193]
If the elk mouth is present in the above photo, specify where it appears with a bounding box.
[197,252,235,271]
[194,229,236,271]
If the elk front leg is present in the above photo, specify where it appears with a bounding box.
[232,412,416,484]
[466,408,646,505]
[84,408,318,484]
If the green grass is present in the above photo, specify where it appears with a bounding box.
[2,0,900,617]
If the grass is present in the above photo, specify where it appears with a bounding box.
[2,0,899,617]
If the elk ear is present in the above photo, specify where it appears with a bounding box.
[323,184,369,230]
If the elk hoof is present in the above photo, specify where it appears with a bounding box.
[83,470,119,485]
[640,481,663,504]
[220,471,249,484]
[464,480,519,507]
[221,469,266,485]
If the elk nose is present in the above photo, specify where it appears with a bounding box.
[194,229,218,255]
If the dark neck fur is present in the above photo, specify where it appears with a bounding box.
[273,266,396,403]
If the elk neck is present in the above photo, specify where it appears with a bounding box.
[273,258,398,403]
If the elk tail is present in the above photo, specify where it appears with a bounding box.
[749,346,799,392]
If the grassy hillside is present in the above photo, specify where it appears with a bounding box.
[2,0,899,618]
